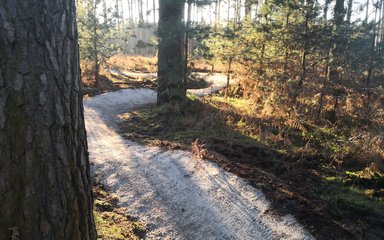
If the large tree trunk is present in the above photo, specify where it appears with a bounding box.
[0,0,97,239]
[157,0,186,104]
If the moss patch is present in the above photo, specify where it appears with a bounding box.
[93,178,146,240]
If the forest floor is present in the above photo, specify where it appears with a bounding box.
[119,95,384,240]
[84,81,313,239]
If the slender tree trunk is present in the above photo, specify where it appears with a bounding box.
[128,0,134,27]
[139,0,144,25]
[317,39,333,119]
[245,0,252,16]
[292,1,311,102]
[324,0,331,19]
[153,0,156,24]
[365,0,369,24]
[236,0,241,24]
[376,0,384,54]
[333,95,339,116]
[126,0,130,27]
[215,0,220,30]
[254,0,260,21]
[93,28,100,86]
[227,0,231,22]
[84,0,89,14]
[131,0,135,26]
[146,0,149,23]
[157,0,186,104]
[103,0,108,23]
[284,11,290,72]
[185,0,193,88]
[300,12,309,87]
[334,0,345,26]
[218,0,221,24]
[381,0,384,51]
[116,0,120,32]
[379,0,383,51]
[92,0,100,86]
[209,4,214,25]
[365,5,379,111]
[346,0,353,24]
[260,42,265,72]
[120,0,125,30]
[195,3,199,23]
[225,58,233,98]
[325,0,346,117]
[0,0,96,239]
[329,0,345,84]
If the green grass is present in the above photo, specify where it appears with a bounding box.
[322,184,384,217]
[94,211,126,240]
[323,169,384,216]
[94,210,146,240]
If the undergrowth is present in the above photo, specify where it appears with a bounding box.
[118,93,384,239]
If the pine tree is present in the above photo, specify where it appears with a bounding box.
[0,0,96,238]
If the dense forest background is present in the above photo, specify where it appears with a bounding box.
[76,0,383,238]
[77,0,384,165]
[77,0,384,121]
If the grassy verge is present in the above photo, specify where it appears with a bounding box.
[93,175,146,240]
[118,94,384,240]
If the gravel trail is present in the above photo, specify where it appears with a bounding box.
[84,75,313,240]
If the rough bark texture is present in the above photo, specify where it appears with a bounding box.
[157,0,186,104]
[0,0,97,239]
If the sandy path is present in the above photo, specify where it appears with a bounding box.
[84,75,313,240]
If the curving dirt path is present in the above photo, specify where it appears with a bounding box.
[84,75,314,240]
